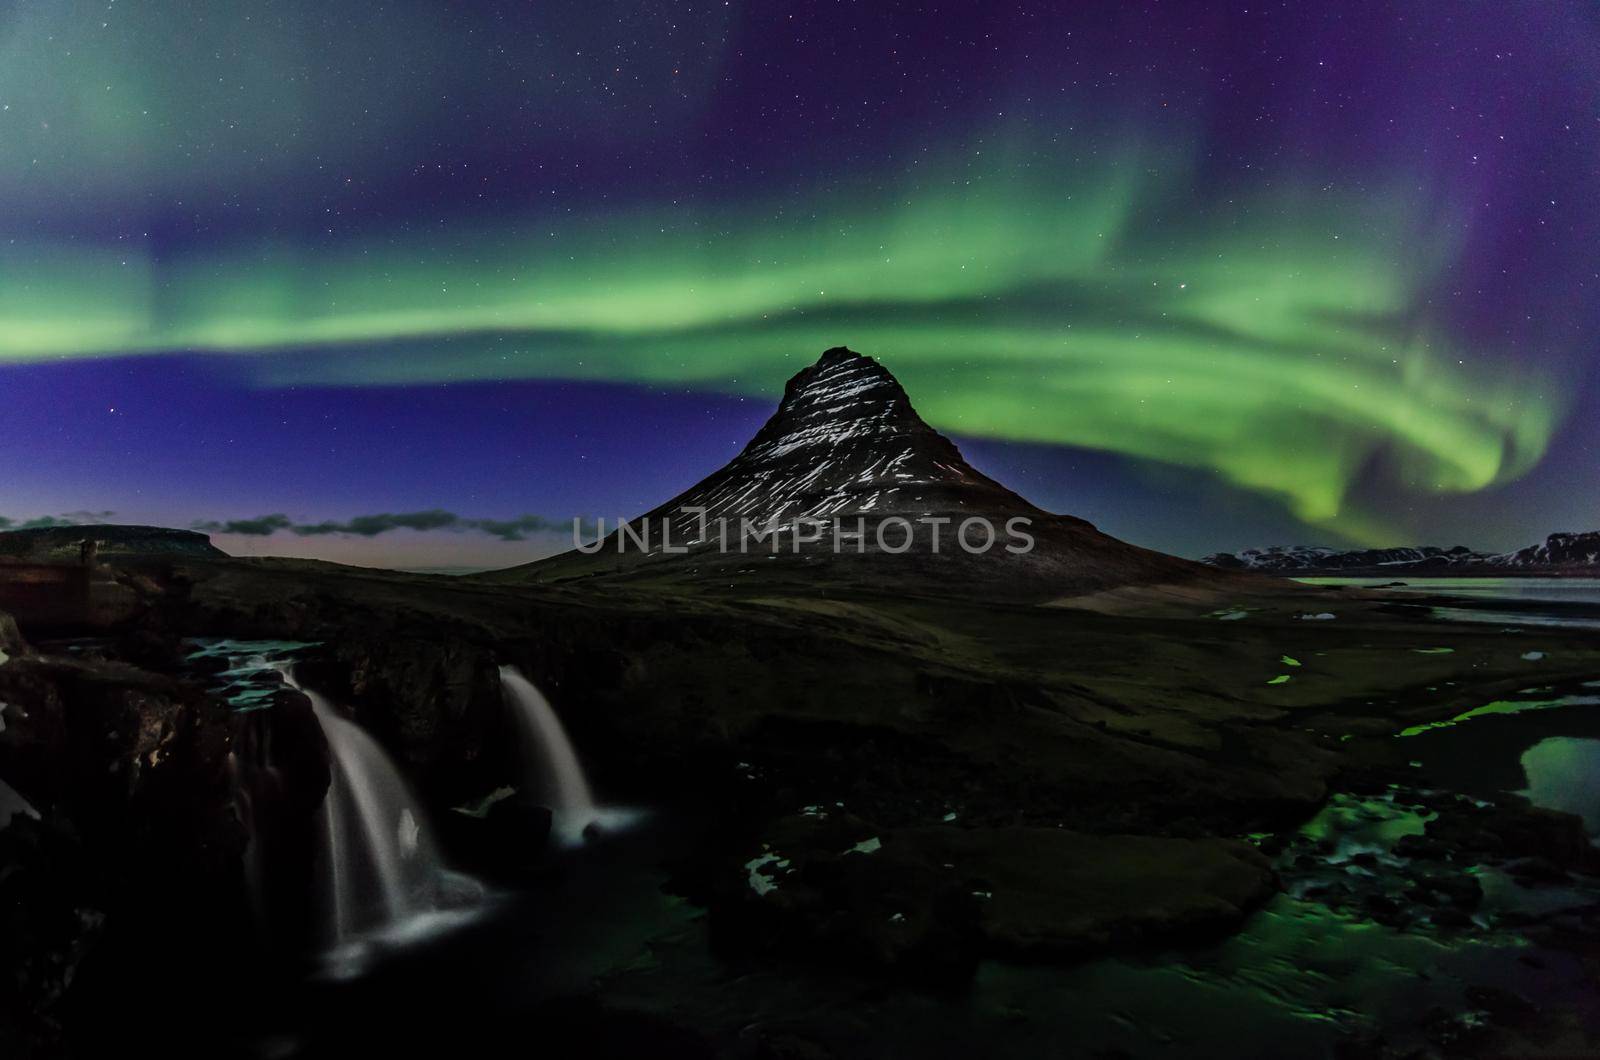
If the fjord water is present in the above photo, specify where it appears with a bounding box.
[1299,576,1600,629]
[1298,577,1600,603]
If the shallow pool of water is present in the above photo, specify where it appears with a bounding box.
[1298,577,1600,630]
[1398,684,1600,839]
[1519,736,1600,837]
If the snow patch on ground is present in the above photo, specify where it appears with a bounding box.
[745,852,791,896]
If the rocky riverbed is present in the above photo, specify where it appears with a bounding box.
[3,553,1600,1056]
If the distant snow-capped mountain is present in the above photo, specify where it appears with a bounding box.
[1495,531,1600,570]
[1203,532,1600,575]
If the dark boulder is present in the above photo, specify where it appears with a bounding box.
[295,635,506,804]
[1416,798,1599,873]
[439,790,555,880]
[111,624,186,672]
[709,813,1277,982]
[231,686,332,957]
[0,609,22,656]
[1465,985,1539,1028]
[0,653,255,1053]
[709,812,982,985]
[1504,856,1569,885]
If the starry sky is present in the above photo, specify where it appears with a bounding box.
[1,1,1597,568]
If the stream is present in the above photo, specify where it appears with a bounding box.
[177,617,1600,1058]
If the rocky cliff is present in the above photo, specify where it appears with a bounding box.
[0,524,226,561]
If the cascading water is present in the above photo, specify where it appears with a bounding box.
[499,666,634,845]
[278,666,460,945]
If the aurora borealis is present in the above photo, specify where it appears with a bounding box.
[3,2,1598,566]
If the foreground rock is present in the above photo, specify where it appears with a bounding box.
[716,813,1276,980]
[0,609,21,657]
[0,649,258,1054]
[231,686,334,952]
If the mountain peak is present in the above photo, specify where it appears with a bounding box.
[635,346,1038,530]
[511,345,1210,599]
[761,346,919,450]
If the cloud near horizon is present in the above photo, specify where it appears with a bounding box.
[192,510,591,542]
[0,511,115,531]
[0,510,588,543]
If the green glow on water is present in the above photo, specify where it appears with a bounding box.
[1518,738,1600,835]
[1398,694,1600,738]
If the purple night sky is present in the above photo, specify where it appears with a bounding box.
[1,2,1596,567]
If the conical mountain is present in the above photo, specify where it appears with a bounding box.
[499,347,1215,600]
[639,346,1052,529]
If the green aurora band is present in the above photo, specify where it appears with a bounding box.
[0,148,1564,542]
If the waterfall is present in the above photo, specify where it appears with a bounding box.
[498,666,619,846]
[278,666,456,944]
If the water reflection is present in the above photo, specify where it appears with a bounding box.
[1518,737,1600,837]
